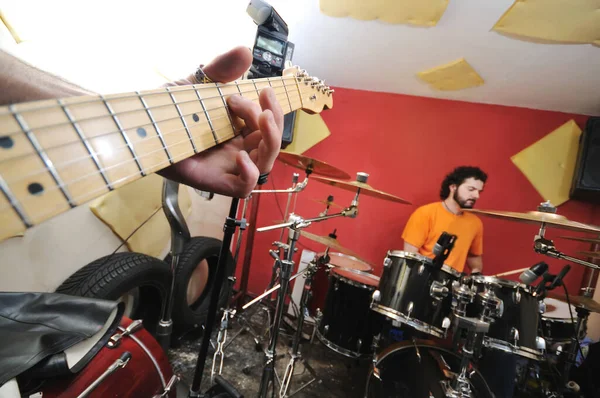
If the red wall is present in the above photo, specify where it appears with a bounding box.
[235,87,597,302]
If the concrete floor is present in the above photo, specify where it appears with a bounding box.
[168,307,372,398]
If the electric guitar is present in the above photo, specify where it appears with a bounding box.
[0,67,333,242]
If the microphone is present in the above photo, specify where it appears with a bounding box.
[549,264,571,290]
[519,262,549,285]
[432,232,457,269]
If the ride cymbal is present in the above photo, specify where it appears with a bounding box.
[462,209,600,234]
[548,293,600,314]
[559,236,600,245]
[277,152,351,179]
[312,175,411,204]
[300,230,362,259]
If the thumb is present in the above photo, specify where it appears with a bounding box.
[203,46,253,83]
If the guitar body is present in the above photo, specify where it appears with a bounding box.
[41,317,175,398]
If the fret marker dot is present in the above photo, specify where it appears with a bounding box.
[193,113,200,122]
[136,127,147,138]
[0,136,13,149]
[28,182,44,196]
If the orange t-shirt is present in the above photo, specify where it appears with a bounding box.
[401,202,483,273]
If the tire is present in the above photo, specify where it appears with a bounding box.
[56,252,171,335]
[170,237,235,332]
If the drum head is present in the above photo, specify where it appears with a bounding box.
[322,252,373,272]
[331,268,379,288]
[543,297,576,319]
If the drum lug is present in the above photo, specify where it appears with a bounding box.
[356,339,363,353]
[406,302,414,318]
[418,264,426,275]
[383,257,392,268]
[430,281,449,300]
[513,289,522,304]
[108,319,144,348]
[536,336,547,352]
[323,324,329,334]
[538,300,546,314]
[78,352,131,397]
[371,290,381,304]
[334,281,339,291]
[442,317,451,331]
[511,327,520,346]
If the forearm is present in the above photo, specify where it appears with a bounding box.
[0,50,95,106]
[466,255,483,274]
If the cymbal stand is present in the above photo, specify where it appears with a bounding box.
[279,253,328,397]
[534,228,600,271]
[559,306,589,393]
[257,203,360,398]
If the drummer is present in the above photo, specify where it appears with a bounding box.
[401,166,486,275]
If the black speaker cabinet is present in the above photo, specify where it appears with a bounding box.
[571,117,600,203]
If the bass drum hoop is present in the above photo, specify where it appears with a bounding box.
[370,304,445,338]
[315,327,363,358]
[483,337,543,361]
[365,340,494,397]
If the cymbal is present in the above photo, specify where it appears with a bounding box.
[277,152,351,179]
[311,176,411,205]
[462,209,600,234]
[548,293,600,314]
[560,236,600,245]
[578,251,600,259]
[300,230,362,259]
[312,198,343,209]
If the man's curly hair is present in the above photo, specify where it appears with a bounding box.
[440,166,488,200]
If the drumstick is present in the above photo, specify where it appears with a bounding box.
[493,267,530,277]
[242,268,309,310]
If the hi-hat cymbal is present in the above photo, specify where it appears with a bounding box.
[548,293,600,314]
[277,152,351,179]
[300,230,362,259]
[312,176,411,205]
[312,198,344,209]
[463,209,600,234]
[560,236,600,245]
[578,251,600,259]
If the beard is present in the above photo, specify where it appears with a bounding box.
[454,191,476,209]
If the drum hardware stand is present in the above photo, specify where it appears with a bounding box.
[188,197,246,398]
[442,316,490,398]
[279,254,329,398]
[157,179,192,352]
[560,306,589,394]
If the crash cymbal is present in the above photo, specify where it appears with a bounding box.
[463,209,600,234]
[312,198,344,209]
[578,251,600,259]
[316,251,373,272]
[559,236,600,245]
[548,293,600,314]
[312,175,411,205]
[300,230,362,258]
[277,152,351,179]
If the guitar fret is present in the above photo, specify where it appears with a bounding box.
[194,87,219,145]
[235,81,243,96]
[0,172,31,227]
[136,92,172,165]
[215,84,235,134]
[281,78,293,112]
[11,106,75,208]
[58,99,113,190]
[102,96,146,175]
[166,87,198,153]
[252,80,260,98]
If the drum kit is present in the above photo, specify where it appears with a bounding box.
[212,151,600,398]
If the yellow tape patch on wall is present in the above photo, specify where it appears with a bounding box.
[319,0,449,26]
[89,174,192,258]
[511,120,582,206]
[493,0,600,45]
[284,112,332,155]
[417,58,485,91]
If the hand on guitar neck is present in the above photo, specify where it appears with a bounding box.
[158,46,284,197]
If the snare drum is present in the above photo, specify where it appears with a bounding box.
[470,276,543,361]
[371,251,460,338]
[317,268,383,358]
[540,297,576,343]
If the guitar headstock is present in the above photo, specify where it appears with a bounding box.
[283,66,334,114]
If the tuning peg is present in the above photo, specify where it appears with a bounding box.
[326,88,335,96]
[311,77,321,87]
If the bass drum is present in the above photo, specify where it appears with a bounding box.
[366,341,494,398]
[41,317,175,398]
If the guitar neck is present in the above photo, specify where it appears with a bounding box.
[0,70,332,241]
